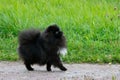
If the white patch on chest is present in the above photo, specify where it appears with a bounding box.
[58,48,67,56]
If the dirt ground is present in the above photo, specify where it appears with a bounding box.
[0,61,120,80]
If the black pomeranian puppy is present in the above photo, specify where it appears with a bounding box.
[18,24,67,71]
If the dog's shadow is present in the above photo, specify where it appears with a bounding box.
[23,69,66,74]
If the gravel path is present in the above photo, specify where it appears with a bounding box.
[0,61,120,80]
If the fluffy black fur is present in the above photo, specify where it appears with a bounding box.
[18,24,67,71]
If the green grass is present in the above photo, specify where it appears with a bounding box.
[0,0,120,63]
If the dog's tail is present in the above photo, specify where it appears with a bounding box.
[18,29,40,45]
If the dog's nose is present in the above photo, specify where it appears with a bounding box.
[59,31,63,36]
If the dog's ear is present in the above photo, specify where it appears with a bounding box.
[46,24,59,32]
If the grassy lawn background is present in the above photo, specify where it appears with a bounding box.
[0,0,120,63]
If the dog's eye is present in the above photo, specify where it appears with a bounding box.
[55,31,59,34]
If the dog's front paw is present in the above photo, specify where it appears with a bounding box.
[27,68,34,71]
[60,67,67,71]
[47,68,52,71]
